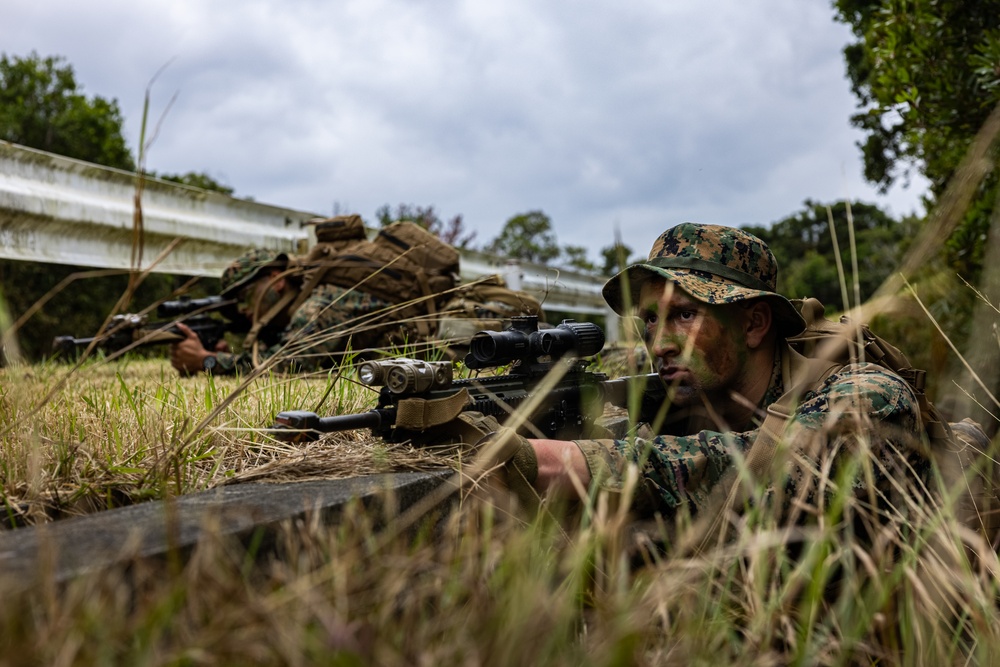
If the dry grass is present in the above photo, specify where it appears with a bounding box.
[0,356,448,523]
[2,348,1000,665]
[3,106,1000,662]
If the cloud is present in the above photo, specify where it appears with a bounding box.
[3,0,928,262]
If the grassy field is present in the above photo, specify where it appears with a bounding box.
[4,140,1000,663]
[1,345,1000,666]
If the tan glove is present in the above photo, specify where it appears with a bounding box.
[404,409,541,511]
[471,427,539,512]
[406,410,503,447]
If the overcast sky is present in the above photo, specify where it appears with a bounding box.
[3,0,929,263]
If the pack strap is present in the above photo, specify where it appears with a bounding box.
[242,266,319,368]
[413,269,437,339]
[285,265,329,323]
[679,345,840,555]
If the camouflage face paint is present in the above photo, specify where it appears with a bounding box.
[639,280,749,407]
[238,273,284,322]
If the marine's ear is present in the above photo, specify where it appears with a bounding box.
[743,300,773,349]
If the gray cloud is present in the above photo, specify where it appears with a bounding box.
[3,0,928,263]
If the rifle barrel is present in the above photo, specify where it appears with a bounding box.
[271,408,394,441]
[316,410,389,432]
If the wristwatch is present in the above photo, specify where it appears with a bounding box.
[202,355,219,373]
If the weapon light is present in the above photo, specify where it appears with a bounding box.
[357,358,453,394]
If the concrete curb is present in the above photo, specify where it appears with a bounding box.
[0,471,454,589]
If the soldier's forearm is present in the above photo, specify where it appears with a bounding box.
[528,439,592,497]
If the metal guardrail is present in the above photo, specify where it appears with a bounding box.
[0,141,618,337]
[0,141,310,276]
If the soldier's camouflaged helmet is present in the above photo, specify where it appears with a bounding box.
[220,248,288,298]
[602,223,806,337]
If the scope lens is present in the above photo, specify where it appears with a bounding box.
[468,329,530,368]
[470,335,497,359]
[537,321,604,359]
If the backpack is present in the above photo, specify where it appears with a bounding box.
[684,296,998,554]
[244,215,545,356]
[303,217,459,305]
[434,274,547,346]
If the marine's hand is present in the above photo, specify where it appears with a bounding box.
[464,422,540,512]
[170,322,212,375]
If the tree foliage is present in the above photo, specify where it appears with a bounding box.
[0,52,134,170]
[600,242,640,276]
[0,52,185,363]
[561,245,597,273]
[742,199,910,310]
[483,213,645,276]
[832,0,1000,276]
[486,211,561,265]
[157,171,235,196]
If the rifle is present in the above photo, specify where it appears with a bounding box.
[52,295,248,359]
[272,316,666,443]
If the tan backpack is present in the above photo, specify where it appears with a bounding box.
[244,215,544,357]
[434,275,547,345]
[301,217,459,305]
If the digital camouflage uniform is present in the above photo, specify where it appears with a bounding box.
[212,249,396,374]
[575,348,926,519]
[577,223,928,519]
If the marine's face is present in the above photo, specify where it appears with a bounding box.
[237,272,283,322]
[638,279,749,406]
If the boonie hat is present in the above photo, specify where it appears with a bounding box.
[602,223,806,337]
[220,248,288,298]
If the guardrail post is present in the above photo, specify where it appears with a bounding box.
[503,259,522,291]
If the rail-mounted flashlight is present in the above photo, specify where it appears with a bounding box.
[357,358,454,394]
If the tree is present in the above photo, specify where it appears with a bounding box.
[561,245,597,273]
[832,0,1000,277]
[743,199,908,309]
[600,242,638,276]
[487,211,561,264]
[375,203,476,248]
[0,52,189,363]
[157,171,235,196]
[0,52,134,170]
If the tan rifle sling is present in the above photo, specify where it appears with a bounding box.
[244,265,323,368]
[677,345,840,555]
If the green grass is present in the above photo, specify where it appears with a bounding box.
[1,349,999,665]
[4,153,1000,662]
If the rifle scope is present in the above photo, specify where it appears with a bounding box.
[157,295,230,319]
[466,317,605,370]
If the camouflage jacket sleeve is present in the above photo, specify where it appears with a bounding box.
[574,362,926,519]
[212,285,397,375]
